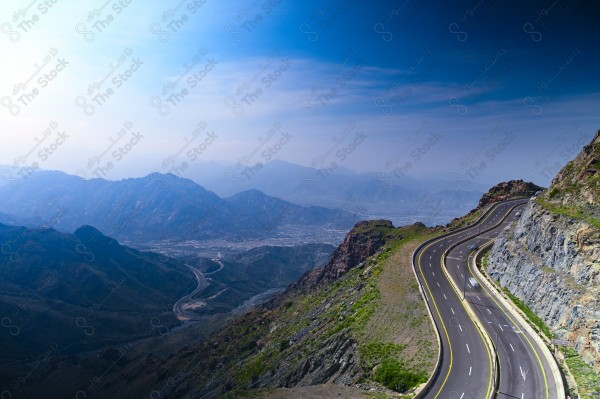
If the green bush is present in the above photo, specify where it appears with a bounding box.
[372,358,424,392]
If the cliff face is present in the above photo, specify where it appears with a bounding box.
[296,220,391,287]
[487,132,600,372]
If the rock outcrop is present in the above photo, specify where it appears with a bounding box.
[478,179,544,209]
[546,130,600,219]
[296,220,392,287]
[487,131,600,372]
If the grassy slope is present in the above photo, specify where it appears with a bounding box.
[223,224,437,398]
[538,133,600,229]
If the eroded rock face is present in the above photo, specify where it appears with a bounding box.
[260,332,361,388]
[296,220,391,287]
[488,200,600,370]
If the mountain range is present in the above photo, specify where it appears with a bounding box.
[0,170,359,243]
[0,223,192,363]
[183,159,485,225]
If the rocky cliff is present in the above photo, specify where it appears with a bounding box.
[487,131,600,372]
[295,220,393,286]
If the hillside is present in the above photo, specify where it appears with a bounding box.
[486,131,600,397]
[445,179,543,230]
[0,223,192,365]
[540,130,600,227]
[478,179,544,208]
[0,171,359,242]
[26,220,438,398]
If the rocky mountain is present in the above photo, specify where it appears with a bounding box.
[0,223,192,364]
[477,179,544,208]
[486,131,600,376]
[187,159,484,226]
[0,170,359,242]
[296,220,395,286]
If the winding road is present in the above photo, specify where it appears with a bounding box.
[413,199,564,399]
[173,256,225,321]
[173,264,208,321]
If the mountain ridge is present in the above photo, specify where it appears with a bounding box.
[0,170,359,242]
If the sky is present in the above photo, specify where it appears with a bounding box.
[0,0,598,190]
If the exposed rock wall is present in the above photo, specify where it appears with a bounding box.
[294,220,391,287]
[487,200,600,370]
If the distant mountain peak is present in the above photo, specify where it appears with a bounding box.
[73,225,118,248]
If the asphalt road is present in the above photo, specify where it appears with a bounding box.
[414,199,562,399]
[172,264,208,321]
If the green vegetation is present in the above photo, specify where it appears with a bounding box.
[563,347,600,399]
[536,134,600,229]
[448,209,484,229]
[164,220,445,398]
[481,252,489,268]
[372,358,426,393]
[360,342,406,371]
[229,222,436,395]
[536,197,600,229]
[360,342,426,393]
[502,288,555,339]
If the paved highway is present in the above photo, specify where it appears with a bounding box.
[173,264,208,321]
[413,199,563,398]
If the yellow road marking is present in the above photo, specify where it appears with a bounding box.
[469,241,550,399]
[418,203,501,398]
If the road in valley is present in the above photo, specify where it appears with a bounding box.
[173,264,209,321]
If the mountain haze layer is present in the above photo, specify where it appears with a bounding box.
[0,170,359,242]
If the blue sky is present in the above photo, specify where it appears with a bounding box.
[0,0,598,190]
